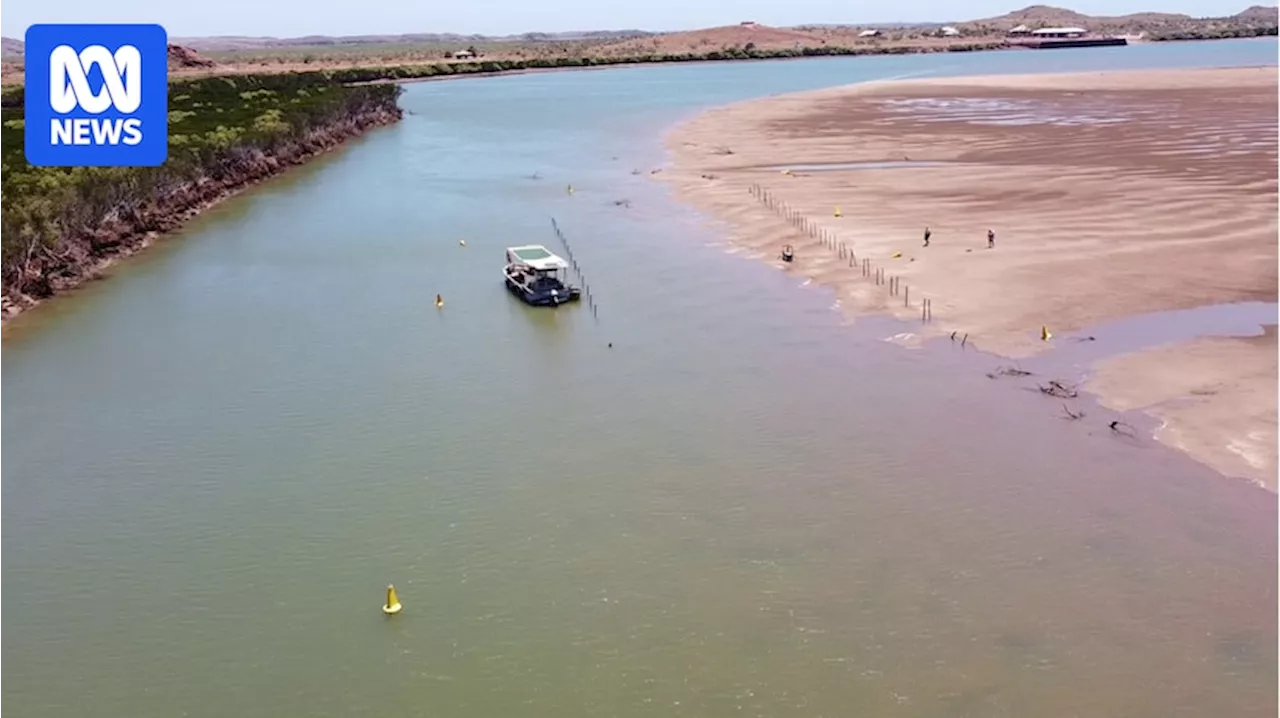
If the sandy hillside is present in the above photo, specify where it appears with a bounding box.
[661,65,1278,485]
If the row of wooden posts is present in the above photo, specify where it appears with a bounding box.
[748,183,934,324]
[550,217,599,321]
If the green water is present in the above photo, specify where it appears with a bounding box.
[4,41,1277,717]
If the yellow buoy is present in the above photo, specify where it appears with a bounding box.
[458,239,466,247]
[1041,326,1052,341]
[383,584,403,615]
[566,184,574,195]
[834,206,842,218]
[891,251,903,259]
[435,294,444,308]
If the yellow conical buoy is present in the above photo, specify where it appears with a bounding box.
[566,184,574,195]
[1041,325,1052,341]
[383,584,403,615]
[435,294,444,308]
[891,251,903,259]
[834,206,842,217]
[458,239,466,247]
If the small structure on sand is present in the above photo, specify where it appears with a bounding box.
[858,29,882,38]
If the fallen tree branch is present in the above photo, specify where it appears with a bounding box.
[986,364,1034,379]
[1038,379,1078,399]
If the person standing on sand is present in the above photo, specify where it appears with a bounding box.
[987,229,995,249]
[923,227,931,247]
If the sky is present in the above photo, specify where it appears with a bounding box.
[0,0,1263,39]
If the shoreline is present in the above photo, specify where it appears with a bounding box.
[659,65,1278,487]
[44,33,1269,89]
[0,107,402,328]
[298,35,1271,88]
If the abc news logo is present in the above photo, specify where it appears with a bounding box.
[25,24,168,167]
[50,44,144,146]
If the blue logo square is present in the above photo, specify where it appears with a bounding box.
[24,23,169,167]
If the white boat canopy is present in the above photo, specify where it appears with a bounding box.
[506,245,569,272]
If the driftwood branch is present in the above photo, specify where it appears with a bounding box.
[1061,404,1085,421]
[1108,420,1137,437]
[1038,380,1078,399]
[986,364,1034,380]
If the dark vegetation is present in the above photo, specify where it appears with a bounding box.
[1147,24,1278,40]
[1,73,401,302]
[292,41,1015,83]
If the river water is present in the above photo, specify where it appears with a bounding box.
[3,39,1276,717]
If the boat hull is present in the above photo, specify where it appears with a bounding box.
[505,276,582,307]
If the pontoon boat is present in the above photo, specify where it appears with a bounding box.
[503,245,582,306]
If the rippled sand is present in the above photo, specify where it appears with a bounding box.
[662,66,1278,485]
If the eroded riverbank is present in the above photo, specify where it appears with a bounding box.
[0,76,403,325]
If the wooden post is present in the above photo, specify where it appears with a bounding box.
[922,299,927,321]
[904,286,909,307]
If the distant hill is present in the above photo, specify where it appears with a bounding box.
[2,37,22,59]
[1,4,1274,72]
[961,4,1277,35]
[172,29,652,53]
[598,23,837,57]
[167,44,219,71]
[1235,5,1279,20]
[980,4,1099,26]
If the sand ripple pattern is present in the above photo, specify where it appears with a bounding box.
[665,66,1278,483]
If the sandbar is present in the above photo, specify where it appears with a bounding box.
[662,66,1278,486]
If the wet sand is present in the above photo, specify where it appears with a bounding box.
[1087,326,1278,487]
[662,66,1278,487]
